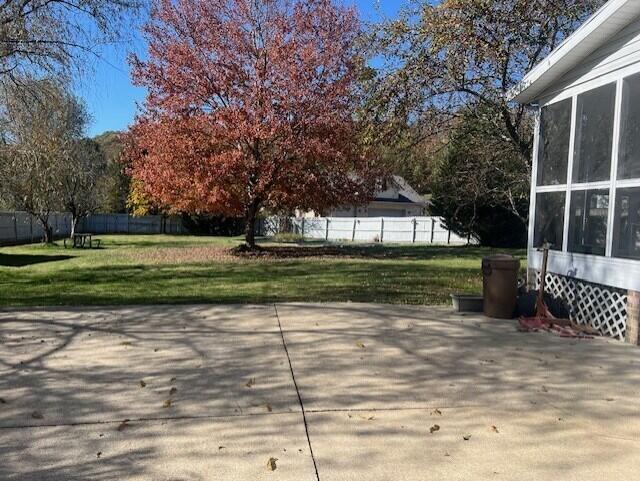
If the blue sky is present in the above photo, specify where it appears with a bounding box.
[80,0,403,137]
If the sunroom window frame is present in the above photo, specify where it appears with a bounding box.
[532,72,640,263]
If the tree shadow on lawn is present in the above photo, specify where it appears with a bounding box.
[0,253,73,267]
[1,261,484,306]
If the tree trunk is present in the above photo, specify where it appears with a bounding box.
[39,218,53,244]
[70,215,79,238]
[244,200,261,249]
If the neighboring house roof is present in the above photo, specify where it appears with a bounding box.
[510,0,640,104]
[374,175,428,206]
[372,194,418,204]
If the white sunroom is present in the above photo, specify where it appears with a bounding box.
[512,0,640,344]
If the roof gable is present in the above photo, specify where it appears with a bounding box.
[374,175,427,206]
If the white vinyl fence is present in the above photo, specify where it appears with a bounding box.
[261,216,472,245]
[0,212,186,245]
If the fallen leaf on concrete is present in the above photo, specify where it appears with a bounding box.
[264,404,273,412]
[606,398,615,402]
[356,341,366,349]
[444,452,451,457]
[491,426,499,433]
[120,341,132,346]
[431,408,442,416]
[0,397,6,404]
[266,457,278,471]
[117,420,130,432]
[96,452,102,458]
[139,380,147,388]
[163,399,172,408]
[541,385,548,393]
[463,434,471,441]
[430,424,440,434]
[358,414,375,421]
[246,378,256,388]
[31,411,44,419]
[218,446,226,450]
[170,377,177,382]
[169,387,178,396]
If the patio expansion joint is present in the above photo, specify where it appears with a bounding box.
[273,303,321,481]
[0,410,300,431]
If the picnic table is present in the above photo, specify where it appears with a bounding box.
[64,233,101,249]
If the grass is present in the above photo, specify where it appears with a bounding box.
[0,235,526,307]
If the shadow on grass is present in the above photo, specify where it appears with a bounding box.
[0,253,73,267]
[1,259,484,306]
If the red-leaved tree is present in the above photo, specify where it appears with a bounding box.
[126,0,381,248]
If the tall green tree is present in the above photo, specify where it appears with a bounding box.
[365,0,606,240]
[0,79,89,242]
[430,107,529,246]
[59,138,107,237]
[94,131,130,213]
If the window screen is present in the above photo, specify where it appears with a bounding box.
[534,192,566,250]
[613,187,640,260]
[618,73,640,180]
[573,83,616,183]
[568,189,609,256]
[537,98,571,186]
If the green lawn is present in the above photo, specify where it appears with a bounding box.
[0,235,526,307]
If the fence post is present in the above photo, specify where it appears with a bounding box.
[412,218,417,243]
[380,218,384,243]
[430,218,435,244]
[325,218,329,241]
[13,215,18,243]
[29,216,33,243]
[447,227,452,244]
[301,218,305,239]
[352,219,357,241]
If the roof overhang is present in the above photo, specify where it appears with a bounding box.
[509,0,640,104]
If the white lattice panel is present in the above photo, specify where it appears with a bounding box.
[535,271,627,340]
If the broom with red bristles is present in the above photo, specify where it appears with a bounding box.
[519,242,600,338]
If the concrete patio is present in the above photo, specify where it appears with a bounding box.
[1,303,639,480]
